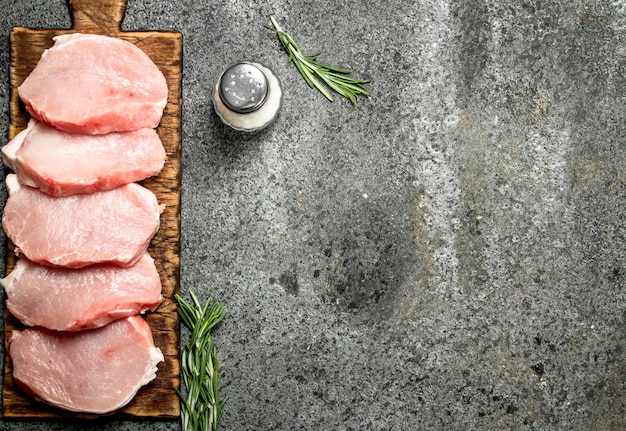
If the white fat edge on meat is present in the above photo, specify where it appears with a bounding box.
[2,120,35,170]
[142,345,165,383]
[5,173,22,196]
[0,256,28,295]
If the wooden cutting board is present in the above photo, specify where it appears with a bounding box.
[2,0,182,420]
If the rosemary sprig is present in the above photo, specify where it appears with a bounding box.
[175,291,227,431]
[267,15,370,105]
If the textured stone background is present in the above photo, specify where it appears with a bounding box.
[0,0,625,430]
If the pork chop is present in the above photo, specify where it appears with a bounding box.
[18,33,168,134]
[2,174,164,268]
[2,119,166,196]
[2,253,162,331]
[9,315,164,413]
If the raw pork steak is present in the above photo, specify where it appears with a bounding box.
[1,253,162,331]
[3,119,166,196]
[9,315,164,413]
[2,174,164,268]
[18,33,168,134]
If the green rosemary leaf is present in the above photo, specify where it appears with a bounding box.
[267,15,370,105]
[176,292,227,431]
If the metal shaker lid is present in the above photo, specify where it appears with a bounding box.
[218,62,269,114]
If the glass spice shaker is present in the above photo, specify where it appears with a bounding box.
[213,61,282,132]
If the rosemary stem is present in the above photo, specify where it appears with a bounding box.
[267,15,370,105]
[176,292,227,431]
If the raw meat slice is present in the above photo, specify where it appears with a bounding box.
[9,315,164,414]
[2,119,166,197]
[2,174,164,268]
[1,253,162,331]
[18,33,168,135]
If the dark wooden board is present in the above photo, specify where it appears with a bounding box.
[2,0,182,420]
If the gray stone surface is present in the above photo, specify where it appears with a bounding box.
[0,0,625,429]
